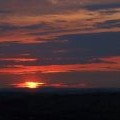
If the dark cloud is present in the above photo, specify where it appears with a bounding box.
[0,31,120,66]
[24,23,51,30]
[0,10,11,14]
[96,19,120,29]
[85,3,120,11]
[99,9,120,15]
[0,0,82,15]
[0,23,51,36]
[0,0,119,16]
[55,31,120,57]
[43,71,120,88]
[0,23,18,33]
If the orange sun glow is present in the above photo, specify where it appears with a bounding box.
[15,82,45,89]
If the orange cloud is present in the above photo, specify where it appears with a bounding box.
[0,56,120,74]
[0,8,120,43]
[0,58,37,62]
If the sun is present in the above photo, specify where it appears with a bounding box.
[14,82,45,89]
[25,82,45,88]
[25,82,40,88]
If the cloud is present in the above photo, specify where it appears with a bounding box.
[0,10,11,14]
[0,0,119,16]
[96,19,120,29]
[0,22,50,32]
[0,22,53,43]
[0,3,120,44]
[0,31,120,70]
[1,70,120,88]
[43,71,120,88]
[85,3,120,11]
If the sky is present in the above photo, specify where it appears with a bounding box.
[0,0,120,88]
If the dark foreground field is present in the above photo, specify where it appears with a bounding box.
[0,89,120,120]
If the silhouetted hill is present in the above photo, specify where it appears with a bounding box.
[1,87,120,94]
[0,88,120,120]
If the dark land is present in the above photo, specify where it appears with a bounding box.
[0,88,120,120]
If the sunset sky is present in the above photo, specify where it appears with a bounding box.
[0,0,120,88]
